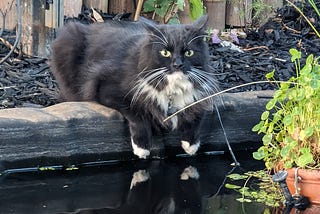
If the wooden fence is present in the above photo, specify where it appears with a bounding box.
[0,0,283,57]
[0,0,17,30]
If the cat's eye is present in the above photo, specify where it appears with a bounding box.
[185,50,194,57]
[159,49,171,58]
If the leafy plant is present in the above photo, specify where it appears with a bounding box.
[250,0,273,26]
[252,49,320,170]
[226,170,284,207]
[143,0,205,24]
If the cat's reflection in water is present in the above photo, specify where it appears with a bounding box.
[125,166,201,214]
[130,169,150,190]
[75,165,202,214]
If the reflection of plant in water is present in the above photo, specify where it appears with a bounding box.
[226,170,284,207]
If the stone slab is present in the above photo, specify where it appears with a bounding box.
[0,91,273,169]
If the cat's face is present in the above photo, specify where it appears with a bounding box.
[135,16,218,98]
[142,16,209,77]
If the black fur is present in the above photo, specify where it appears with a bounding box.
[50,16,219,158]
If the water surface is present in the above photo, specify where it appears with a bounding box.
[0,152,277,214]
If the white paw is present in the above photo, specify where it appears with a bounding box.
[181,140,200,155]
[130,170,150,189]
[131,138,150,159]
[180,166,200,180]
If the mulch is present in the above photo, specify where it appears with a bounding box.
[0,1,319,109]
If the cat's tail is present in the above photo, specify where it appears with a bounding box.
[50,21,88,101]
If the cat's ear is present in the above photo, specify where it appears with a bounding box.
[139,18,166,42]
[192,15,208,31]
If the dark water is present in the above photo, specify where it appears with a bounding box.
[1,151,316,214]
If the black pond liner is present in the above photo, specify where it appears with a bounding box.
[0,151,266,214]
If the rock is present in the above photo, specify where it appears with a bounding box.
[0,91,273,169]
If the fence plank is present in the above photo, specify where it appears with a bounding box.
[109,0,134,14]
[84,0,108,12]
[64,0,83,17]
[0,0,17,30]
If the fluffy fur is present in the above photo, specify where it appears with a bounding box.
[50,16,219,159]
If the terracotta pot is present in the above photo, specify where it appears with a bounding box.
[289,205,320,214]
[286,168,320,205]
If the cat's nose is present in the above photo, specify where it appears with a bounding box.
[173,58,183,69]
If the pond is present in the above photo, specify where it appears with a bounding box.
[0,151,319,214]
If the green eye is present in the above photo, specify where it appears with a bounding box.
[185,50,194,57]
[160,49,171,57]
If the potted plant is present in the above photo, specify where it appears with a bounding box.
[251,49,320,203]
[251,0,320,204]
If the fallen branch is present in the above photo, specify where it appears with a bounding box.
[0,37,20,54]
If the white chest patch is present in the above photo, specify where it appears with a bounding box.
[143,71,200,129]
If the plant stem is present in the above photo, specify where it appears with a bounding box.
[163,80,297,123]
[308,0,320,17]
[285,0,320,39]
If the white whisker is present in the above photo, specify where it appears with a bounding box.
[143,22,168,44]
[188,66,223,107]
[130,68,167,107]
[137,67,167,78]
[126,67,164,98]
[187,72,214,108]
[193,66,222,76]
[191,67,220,91]
[187,34,209,45]
[153,72,167,90]
[150,41,167,46]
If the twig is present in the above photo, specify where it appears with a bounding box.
[285,0,320,38]
[0,0,21,64]
[243,46,269,51]
[151,11,156,20]
[0,37,20,54]
[134,0,144,21]
[281,21,301,34]
[163,80,297,123]
[0,85,18,90]
[164,3,178,24]
[274,57,287,62]
[215,103,239,166]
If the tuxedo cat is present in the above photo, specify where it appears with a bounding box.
[50,15,219,159]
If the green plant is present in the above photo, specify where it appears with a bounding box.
[250,0,273,26]
[226,170,284,207]
[143,0,205,24]
[252,49,320,170]
[285,0,320,38]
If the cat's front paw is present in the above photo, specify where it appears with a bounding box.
[181,140,200,156]
[131,138,150,159]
